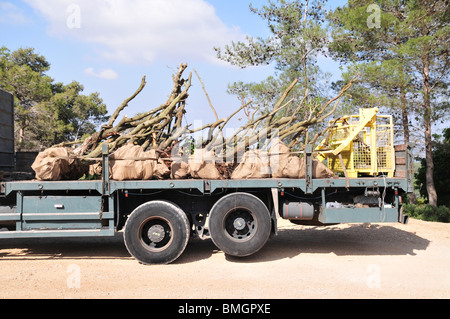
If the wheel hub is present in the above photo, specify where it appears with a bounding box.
[148,224,165,243]
[233,217,246,230]
[224,209,257,241]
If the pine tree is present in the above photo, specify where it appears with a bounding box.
[329,0,449,206]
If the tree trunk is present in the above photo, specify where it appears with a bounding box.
[400,89,417,204]
[400,90,410,145]
[17,119,26,151]
[422,54,438,207]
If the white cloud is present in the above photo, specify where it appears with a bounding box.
[24,0,244,64]
[84,67,119,80]
[0,1,28,25]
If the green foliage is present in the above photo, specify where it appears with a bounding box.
[0,46,108,150]
[0,46,53,148]
[216,0,334,146]
[35,81,108,145]
[403,204,450,223]
[329,0,449,124]
[216,0,328,74]
[328,0,449,207]
[9,47,50,74]
[415,128,450,207]
[216,1,330,97]
[329,1,417,138]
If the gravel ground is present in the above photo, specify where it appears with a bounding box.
[0,218,449,299]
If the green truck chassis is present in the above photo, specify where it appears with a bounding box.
[0,144,413,264]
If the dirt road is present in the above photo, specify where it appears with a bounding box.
[0,218,449,299]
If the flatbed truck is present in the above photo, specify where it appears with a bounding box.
[0,144,413,264]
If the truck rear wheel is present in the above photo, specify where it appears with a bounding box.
[124,200,190,265]
[208,192,271,257]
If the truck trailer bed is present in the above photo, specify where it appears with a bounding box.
[0,144,413,264]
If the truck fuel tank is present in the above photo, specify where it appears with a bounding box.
[281,202,314,220]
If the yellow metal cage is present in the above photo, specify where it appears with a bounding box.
[316,108,395,178]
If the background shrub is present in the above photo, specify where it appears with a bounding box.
[404,204,450,223]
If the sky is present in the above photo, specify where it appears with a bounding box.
[0,0,346,130]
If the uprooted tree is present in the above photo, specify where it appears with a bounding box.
[31,63,356,181]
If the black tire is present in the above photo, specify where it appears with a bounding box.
[124,200,190,265]
[208,192,271,257]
